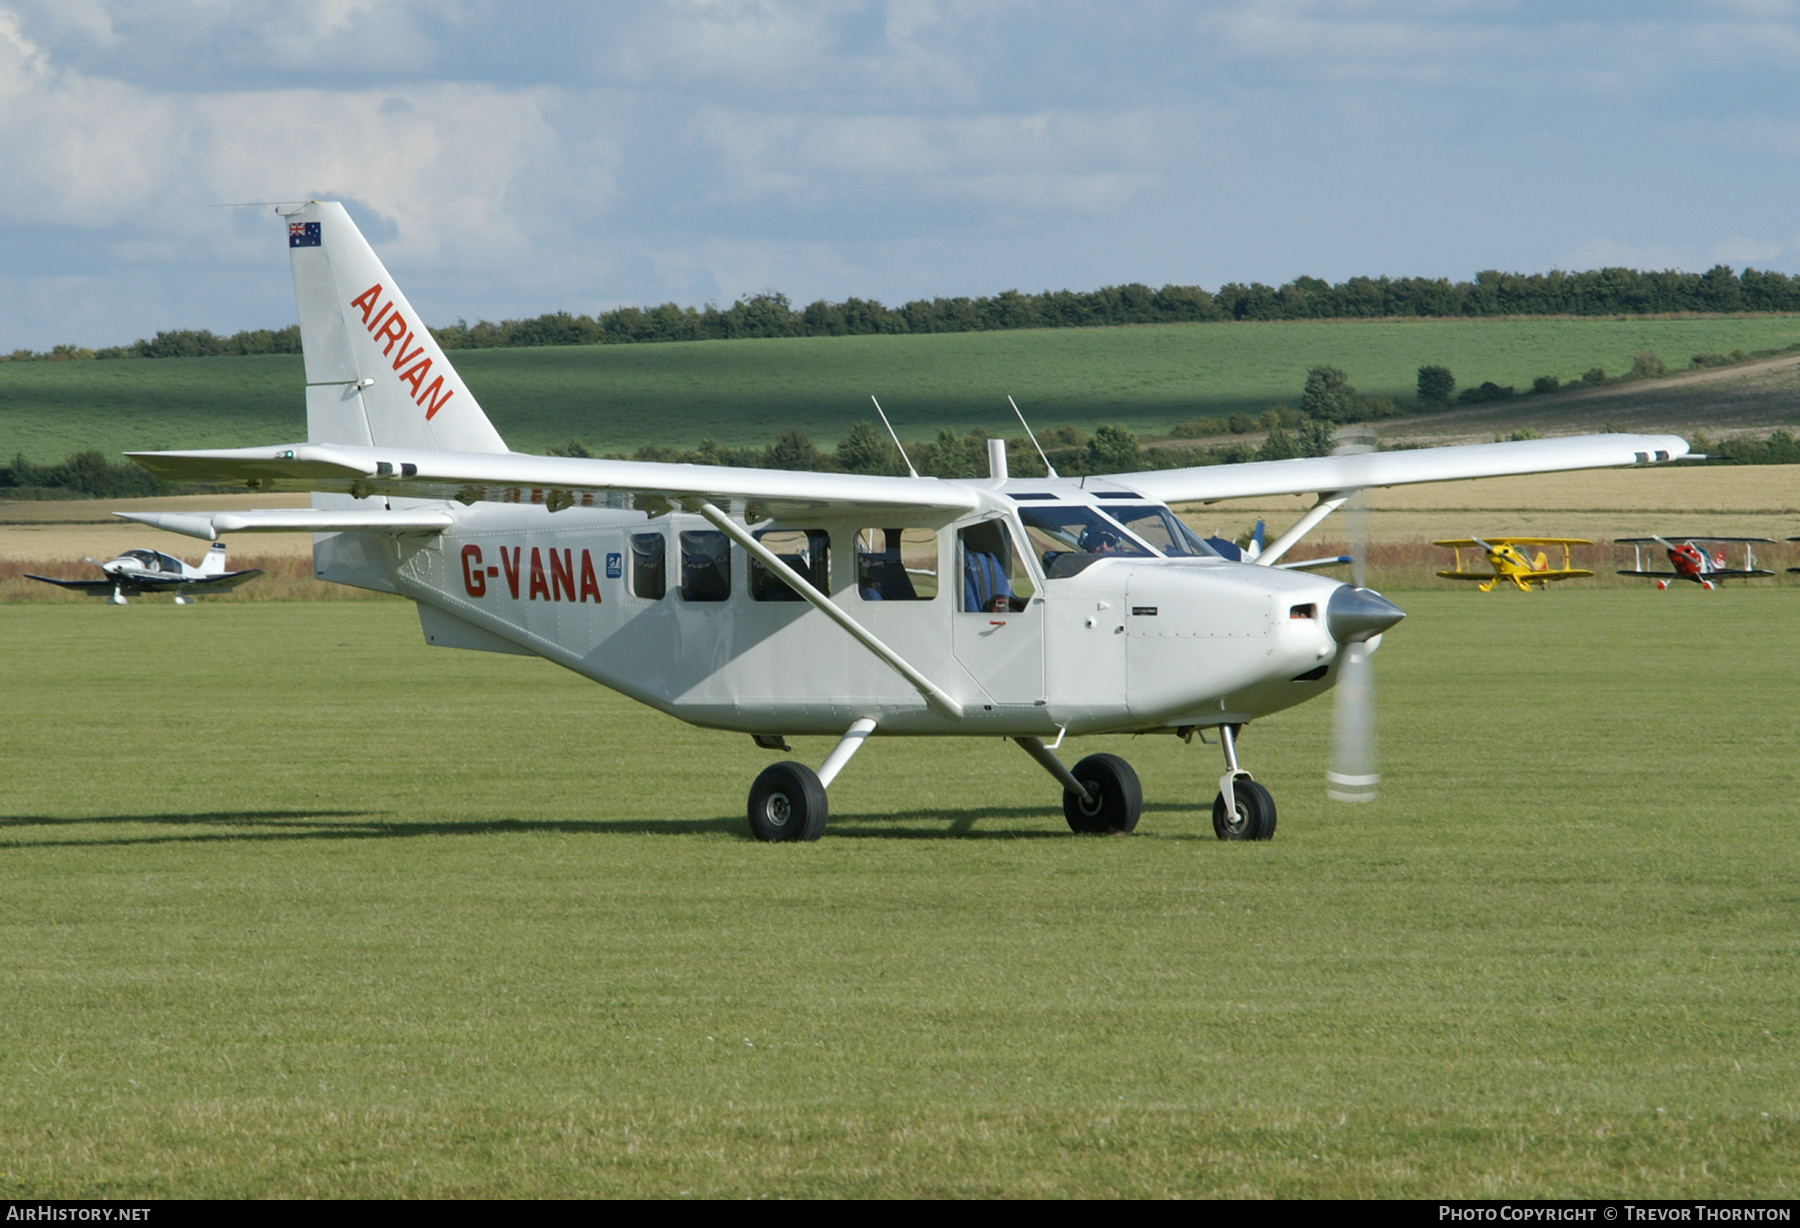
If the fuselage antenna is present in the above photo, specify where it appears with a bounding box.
[1008,395,1058,479]
[870,395,920,479]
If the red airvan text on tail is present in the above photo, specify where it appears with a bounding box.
[349,284,456,420]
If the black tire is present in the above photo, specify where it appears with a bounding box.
[747,762,829,842]
[1213,779,1277,841]
[1062,753,1143,834]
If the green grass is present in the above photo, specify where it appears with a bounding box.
[1,591,1796,1196]
[6,315,1800,461]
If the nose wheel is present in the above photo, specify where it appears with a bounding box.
[1213,778,1277,840]
[1211,723,1277,841]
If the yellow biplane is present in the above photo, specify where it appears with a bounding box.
[1434,537,1594,592]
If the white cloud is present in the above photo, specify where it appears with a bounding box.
[692,107,1170,213]
[0,19,600,270]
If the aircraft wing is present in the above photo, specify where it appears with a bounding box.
[1434,538,1592,548]
[1617,569,1679,578]
[1118,434,1689,504]
[1435,571,1498,582]
[24,575,116,594]
[1616,536,1777,544]
[125,444,985,524]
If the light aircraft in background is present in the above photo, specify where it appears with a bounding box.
[112,202,1692,841]
[1786,537,1800,575]
[27,542,262,605]
[1433,537,1593,592]
[1616,536,1775,590]
[1202,519,1351,572]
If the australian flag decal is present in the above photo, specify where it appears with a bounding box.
[288,222,321,248]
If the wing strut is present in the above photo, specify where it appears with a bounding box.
[1256,491,1356,567]
[690,501,965,721]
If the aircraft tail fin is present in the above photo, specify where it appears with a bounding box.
[1243,519,1266,562]
[278,201,508,456]
[197,541,229,575]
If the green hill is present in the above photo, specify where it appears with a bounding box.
[4,315,1798,461]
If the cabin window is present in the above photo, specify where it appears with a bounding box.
[678,531,732,602]
[1101,505,1219,558]
[856,528,938,601]
[629,533,666,599]
[959,520,1035,613]
[750,529,830,601]
[1016,504,1153,576]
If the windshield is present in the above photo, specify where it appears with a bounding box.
[1017,505,1154,569]
[1101,505,1219,558]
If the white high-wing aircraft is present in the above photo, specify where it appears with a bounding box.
[27,542,262,605]
[119,203,1689,841]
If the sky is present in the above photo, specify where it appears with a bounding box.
[2,0,1799,350]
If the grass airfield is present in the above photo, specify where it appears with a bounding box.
[2,591,1797,1197]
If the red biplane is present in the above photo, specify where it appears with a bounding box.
[1617,536,1775,590]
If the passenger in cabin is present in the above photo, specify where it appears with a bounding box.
[960,521,1018,613]
[858,529,918,601]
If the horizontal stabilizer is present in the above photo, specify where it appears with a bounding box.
[116,507,455,541]
[126,444,379,484]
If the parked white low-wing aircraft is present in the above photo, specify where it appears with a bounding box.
[27,542,262,605]
[119,203,1689,840]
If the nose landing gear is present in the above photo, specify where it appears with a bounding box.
[1212,723,1276,841]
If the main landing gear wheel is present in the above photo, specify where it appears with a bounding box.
[747,761,828,843]
[1062,753,1143,834]
[1213,780,1277,841]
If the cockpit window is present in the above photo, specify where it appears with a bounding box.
[123,550,156,566]
[155,553,184,572]
[1017,506,1154,571]
[1101,505,1220,558]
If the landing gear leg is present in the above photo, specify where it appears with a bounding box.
[1015,737,1143,834]
[746,717,876,843]
[1213,723,1276,841]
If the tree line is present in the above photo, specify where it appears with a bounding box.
[10,264,1800,362]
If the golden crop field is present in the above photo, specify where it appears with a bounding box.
[4,464,1797,601]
